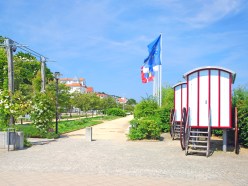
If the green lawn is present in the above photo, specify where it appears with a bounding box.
[16,115,120,138]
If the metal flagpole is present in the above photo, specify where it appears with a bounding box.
[157,66,159,105]
[153,75,156,97]
[159,33,162,107]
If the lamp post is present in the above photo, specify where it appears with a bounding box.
[54,72,60,134]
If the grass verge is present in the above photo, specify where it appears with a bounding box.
[15,115,121,139]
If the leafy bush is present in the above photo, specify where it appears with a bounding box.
[134,97,158,118]
[129,97,169,140]
[233,87,248,147]
[237,106,248,147]
[128,117,161,140]
[156,108,171,132]
[30,92,55,133]
[212,129,223,136]
[106,108,126,117]
[24,137,32,147]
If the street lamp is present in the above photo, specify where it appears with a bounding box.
[54,72,60,134]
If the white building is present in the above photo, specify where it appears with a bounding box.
[59,77,87,93]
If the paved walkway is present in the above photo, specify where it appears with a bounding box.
[0,115,248,186]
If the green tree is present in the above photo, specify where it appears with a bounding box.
[13,52,53,95]
[127,98,137,105]
[161,85,174,109]
[72,92,90,116]
[12,90,31,120]
[46,81,71,114]
[88,93,100,117]
[0,48,8,90]
[100,96,117,114]
[0,36,5,44]
[32,70,42,93]
[0,47,9,127]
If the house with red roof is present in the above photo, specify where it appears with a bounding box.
[59,77,87,93]
[96,93,108,99]
[117,97,128,104]
[86,87,94,93]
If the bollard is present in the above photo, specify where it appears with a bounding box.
[16,132,24,150]
[85,127,92,141]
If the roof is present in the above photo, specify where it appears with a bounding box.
[183,66,236,84]
[117,97,127,103]
[97,93,108,97]
[86,87,94,93]
[59,77,85,82]
[59,78,73,81]
[65,83,82,87]
[173,82,187,88]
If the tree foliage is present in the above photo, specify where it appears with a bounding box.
[0,48,8,90]
[13,52,53,94]
[129,97,161,140]
[134,96,158,118]
[129,86,174,140]
[46,81,71,114]
[0,48,55,131]
[88,93,101,114]
[100,96,117,113]
[71,92,90,116]
[161,85,174,109]
[233,86,248,147]
[127,98,137,105]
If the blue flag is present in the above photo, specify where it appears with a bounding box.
[144,35,161,72]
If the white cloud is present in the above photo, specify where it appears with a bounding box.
[147,0,244,28]
[183,0,243,27]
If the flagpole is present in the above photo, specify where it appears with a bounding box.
[142,34,162,105]
[153,75,155,97]
[159,33,162,107]
[157,68,160,105]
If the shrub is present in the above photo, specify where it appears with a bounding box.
[238,106,248,147]
[106,108,126,117]
[233,87,248,147]
[134,97,158,118]
[156,108,171,132]
[212,129,223,136]
[30,92,55,133]
[128,117,161,140]
[24,137,32,147]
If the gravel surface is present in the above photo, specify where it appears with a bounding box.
[0,116,247,185]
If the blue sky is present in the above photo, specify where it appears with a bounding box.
[0,0,248,101]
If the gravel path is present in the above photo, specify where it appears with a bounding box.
[0,115,247,185]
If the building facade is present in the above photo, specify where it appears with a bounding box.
[59,77,87,93]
